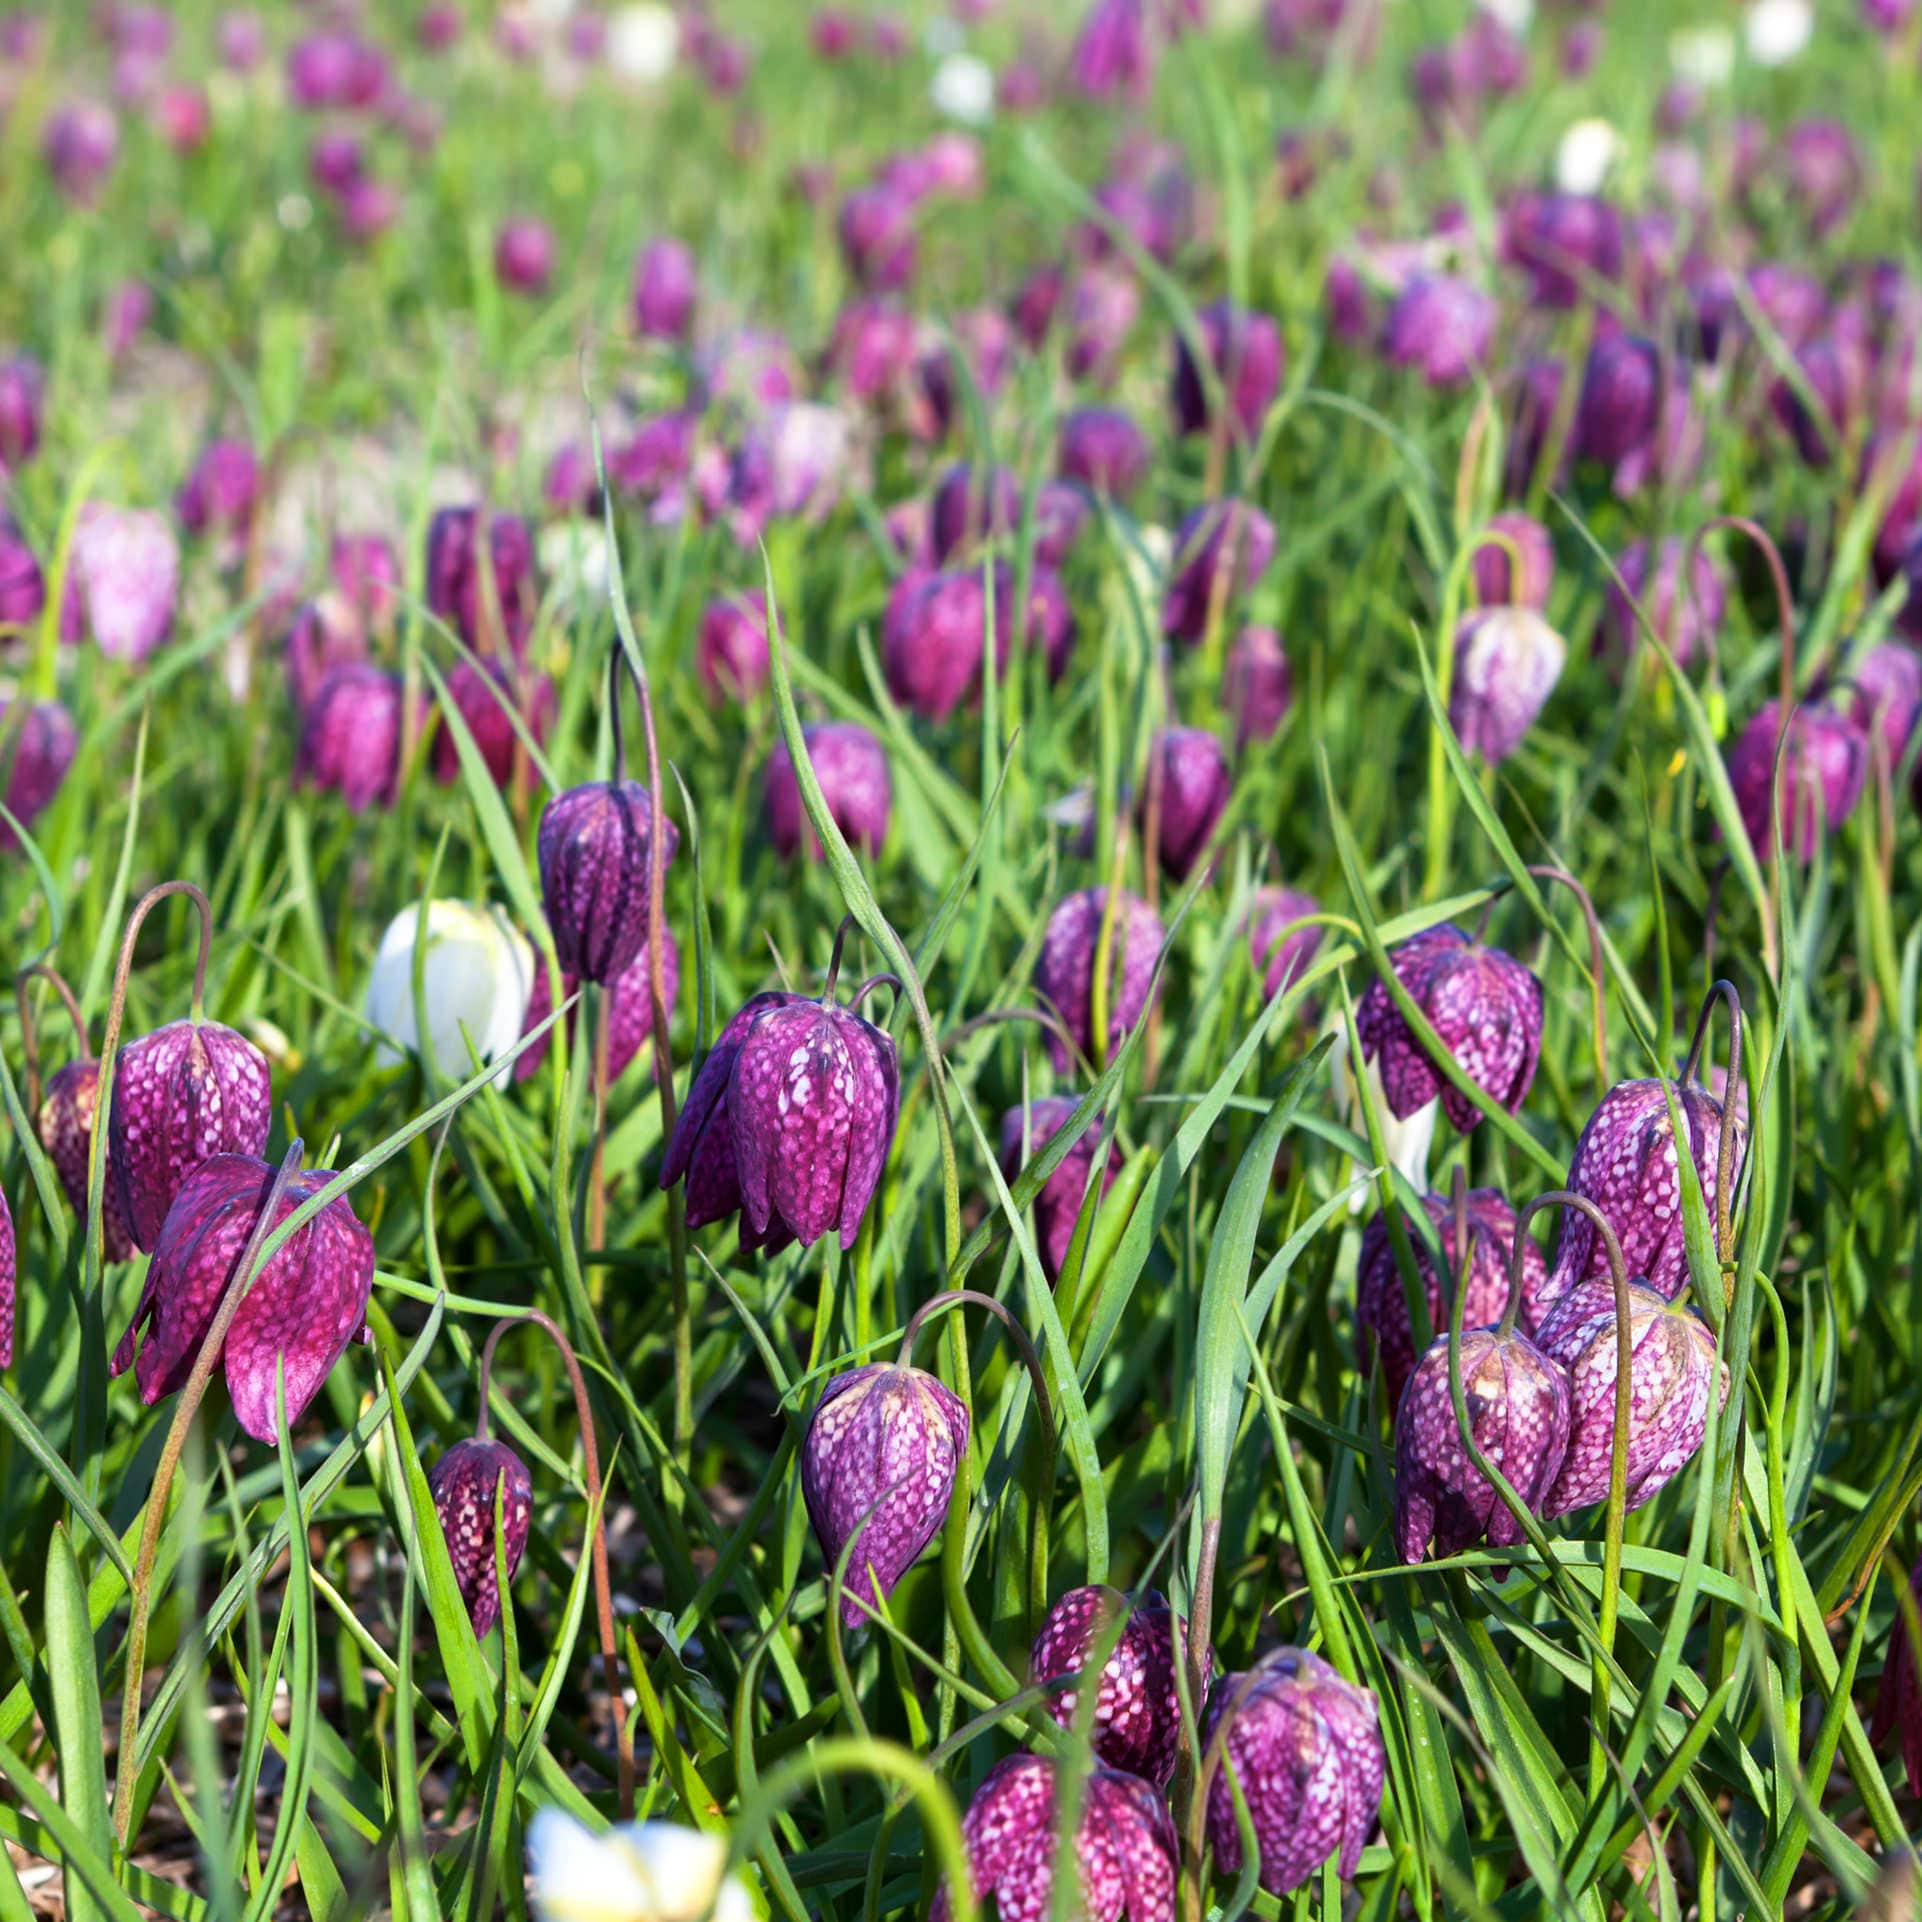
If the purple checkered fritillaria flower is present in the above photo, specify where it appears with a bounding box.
[1248,886,1321,1001]
[1355,924,1543,1134]
[39,1057,137,1262]
[1172,302,1283,442]
[633,237,698,341]
[428,1439,533,1637]
[67,504,179,664]
[1068,0,1153,103]
[0,357,43,474]
[1772,332,1868,467]
[494,217,555,296]
[999,1096,1122,1283]
[1203,1648,1384,1897]
[1162,500,1276,645]
[0,515,46,631]
[936,1755,1178,1922]
[1536,1277,1724,1518]
[1035,888,1167,1075]
[802,1361,968,1626]
[515,928,680,1086]
[764,722,892,860]
[1778,117,1861,236]
[930,462,1021,565]
[1141,727,1231,879]
[1471,512,1554,610]
[432,660,555,789]
[1598,536,1726,673]
[1058,407,1150,500]
[697,589,775,702]
[176,438,260,553]
[1029,1585,1202,1787]
[1356,1187,1550,1411]
[882,567,1010,722]
[1222,626,1293,747]
[332,533,400,632]
[282,599,366,711]
[425,506,539,659]
[0,701,78,850]
[1393,1322,1570,1563]
[1382,276,1496,388]
[1871,1558,1922,1796]
[837,184,916,292]
[1573,332,1663,477]
[296,664,405,812]
[1850,643,1922,768]
[1501,190,1623,310]
[44,98,120,203]
[1449,607,1567,764]
[1725,701,1870,863]
[537,781,680,986]
[111,1153,374,1442]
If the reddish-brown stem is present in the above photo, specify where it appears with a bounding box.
[16,963,91,1115]
[1525,865,1610,1086]
[822,912,859,1003]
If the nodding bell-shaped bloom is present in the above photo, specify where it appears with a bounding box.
[1871,1557,1922,1797]
[111,1154,374,1443]
[1393,1322,1571,1562]
[1248,886,1322,999]
[1355,924,1543,1134]
[1471,511,1554,610]
[40,1057,137,1262]
[1222,625,1294,747]
[538,782,680,985]
[837,184,917,291]
[1536,1279,1723,1517]
[0,701,78,850]
[1501,190,1623,310]
[366,900,535,1086]
[937,1755,1178,1922]
[0,357,43,474]
[1382,275,1496,388]
[802,1362,969,1626]
[1850,643,1922,768]
[1725,701,1869,862]
[1035,888,1167,1075]
[527,1812,756,1922]
[0,1186,11,1367]
[333,533,401,631]
[494,217,555,295]
[1573,332,1662,474]
[1029,1585,1201,1787]
[297,665,405,812]
[764,722,892,860]
[425,506,539,658]
[930,462,1020,564]
[1000,1096,1123,1282]
[1172,302,1284,441]
[1066,265,1143,387]
[1449,607,1567,763]
[1598,536,1726,671]
[434,661,556,788]
[1141,726,1231,879]
[1068,0,1153,104]
[429,1438,533,1636]
[881,566,1010,722]
[44,98,120,202]
[0,515,47,630]
[282,598,366,711]
[109,1018,273,1253]
[67,503,179,664]
[176,439,260,552]
[697,589,774,702]
[1163,499,1276,645]
[1356,1187,1550,1410]
[1203,1649,1384,1897]
[1551,1077,1746,1304]
[1058,406,1151,500]
[515,930,680,1085]
[633,237,698,341]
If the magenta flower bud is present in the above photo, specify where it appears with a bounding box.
[1058,407,1150,499]
[0,357,43,473]
[1356,924,1543,1133]
[111,1153,373,1442]
[1248,886,1322,1000]
[1068,0,1152,102]
[930,462,1020,564]
[1574,332,1663,474]
[837,185,916,292]
[765,722,891,860]
[1142,726,1230,879]
[154,84,211,154]
[1357,1187,1550,1410]
[1382,276,1496,388]
[1598,537,1726,671]
[1028,1585,1200,1787]
[1501,191,1623,310]
[810,8,859,57]
[824,298,916,405]
[425,506,538,658]
[216,9,267,69]
[307,130,363,197]
[1172,302,1284,441]
[433,660,555,788]
[696,589,772,702]
[1850,642,1922,767]
[537,782,680,986]
[1036,888,1166,1074]
[882,567,1010,722]
[803,1362,969,1625]
[544,442,597,515]
[1725,700,1869,863]
[176,438,260,547]
[1747,262,1827,351]
[1872,1557,1922,1795]
[108,1019,273,1255]
[1551,1077,1747,1304]
[0,700,77,849]
[1472,512,1554,610]
[1000,1096,1122,1282]
[1394,1323,1571,1561]
[494,217,554,295]
[38,1057,137,1263]
[1772,333,1867,468]
[286,32,364,109]
[0,517,45,631]
[1865,0,1918,25]
[44,98,120,202]
[1163,499,1276,645]
[281,598,365,710]
[1222,625,1294,748]
[1449,607,1567,764]
[938,1755,1177,1922]
[428,1439,533,1636]
[330,532,400,630]
[1536,1279,1722,1518]
[67,504,179,664]
[1013,264,1066,349]
[296,664,404,812]
[1779,118,1861,236]
[516,930,680,1086]
[1203,1649,1384,1896]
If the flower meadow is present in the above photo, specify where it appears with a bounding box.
[8,0,1922,1916]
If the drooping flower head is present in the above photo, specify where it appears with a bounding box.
[432,660,557,789]
[176,438,260,551]
[429,1438,533,1636]
[0,701,78,850]
[1724,700,1869,863]
[67,504,179,664]
[1222,625,1294,747]
[1449,607,1567,764]
[1141,727,1231,879]
[697,589,774,702]
[425,506,539,658]
[515,930,680,1085]
[1000,1097,1123,1282]
[297,665,406,812]
[1058,406,1151,500]
[1382,275,1496,387]
[1172,301,1284,441]
[1598,536,1727,672]
[494,217,555,295]
[764,722,892,860]
[1035,888,1167,1075]
[633,238,698,340]
[1471,512,1554,610]
[537,781,680,985]
[39,1056,137,1263]
[1248,886,1322,1000]
[1162,499,1276,644]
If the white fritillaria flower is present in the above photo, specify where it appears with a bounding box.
[1668,23,1736,84]
[604,3,679,84]
[1556,117,1622,196]
[930,52,995,125]
[538,516,613,606]
[1744,0,1814,63]
[1326,1015,1438,1212]
[528,1811,755,1922]
[1481,0,1535,29]
[365,900,533,1085]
